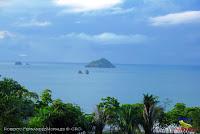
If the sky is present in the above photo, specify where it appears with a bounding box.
[0,0,200,65]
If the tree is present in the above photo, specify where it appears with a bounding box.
[0,78,38,132]
[93,106,107,134]
[173,104,200,133]
[189,107,200,133]
[118,104,143,134]
[80,114,95,134]
[98,97,120,132]
[28,107,50,128]
[40,89,52,107]
[166,103,187,124]
[142,94,160,134]
[48,99,83,128]
[29,97,85,133]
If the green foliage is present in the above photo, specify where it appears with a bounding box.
[158,103,200,133]
[161,104,200,132]
[80,114,94,133]
[93,106,107,134]
[0,78,38,132]
[29,98,85,133]
[50,99,83,128]
[40,89,52,107]
[98,97,120,125]
[28,107,51,127]
[189,107,200,132]
[143,94,161,134]
[0,78,200,134]
[165,103,188,124]
[118,104,143,134]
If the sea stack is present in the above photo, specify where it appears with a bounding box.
[85,58,115,68]
[78,70,83,74]
[85,70,89,74]
[15,61,23,65]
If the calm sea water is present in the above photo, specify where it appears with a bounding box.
[0,62,200,112]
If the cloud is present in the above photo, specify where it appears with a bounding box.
[62,32,147,45]
[54,0,124,13]
[0,0,10,7]
[0,1,5,7]
[15,19,51,27]
[19,54,28,57]
[109,7,135,15]
[80,7,135,16]
[0,0,52,9]
[0,31,14,39]
[75,21,81,24]
[150,11,200,26]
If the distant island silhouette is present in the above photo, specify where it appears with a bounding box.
[85,58,115,68]
[15,61,23,65]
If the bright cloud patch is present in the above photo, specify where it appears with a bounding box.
[110,7,135,15]
[0,1,6,6]
[54,0,123,13]
[16,19,51,27]
[150,11,200,26]
[0,31,14,39]
[63,32,147,45]
[19,54,28,57]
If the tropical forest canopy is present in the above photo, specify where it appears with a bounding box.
[0,78,199,134]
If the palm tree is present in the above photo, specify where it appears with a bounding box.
[94,106,107,134]
[143,94,159,134]
[118,104,143,134]
[118,105,136,134]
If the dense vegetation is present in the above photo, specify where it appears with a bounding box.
[0,78,199,134]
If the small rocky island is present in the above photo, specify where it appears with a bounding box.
[15,61,23,65]
[78,70,89,74]
[85,58,115,68]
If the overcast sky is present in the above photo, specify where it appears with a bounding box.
[0,0,200,65]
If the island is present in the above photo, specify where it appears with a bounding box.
[26,63,30,65]
[85,58,115,68]
[78,70,83,74]
[85,70,89,74]
[15,61,23,65]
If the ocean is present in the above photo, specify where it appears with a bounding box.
[0,62,200,112]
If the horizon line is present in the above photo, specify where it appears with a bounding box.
[0,60,200,67]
